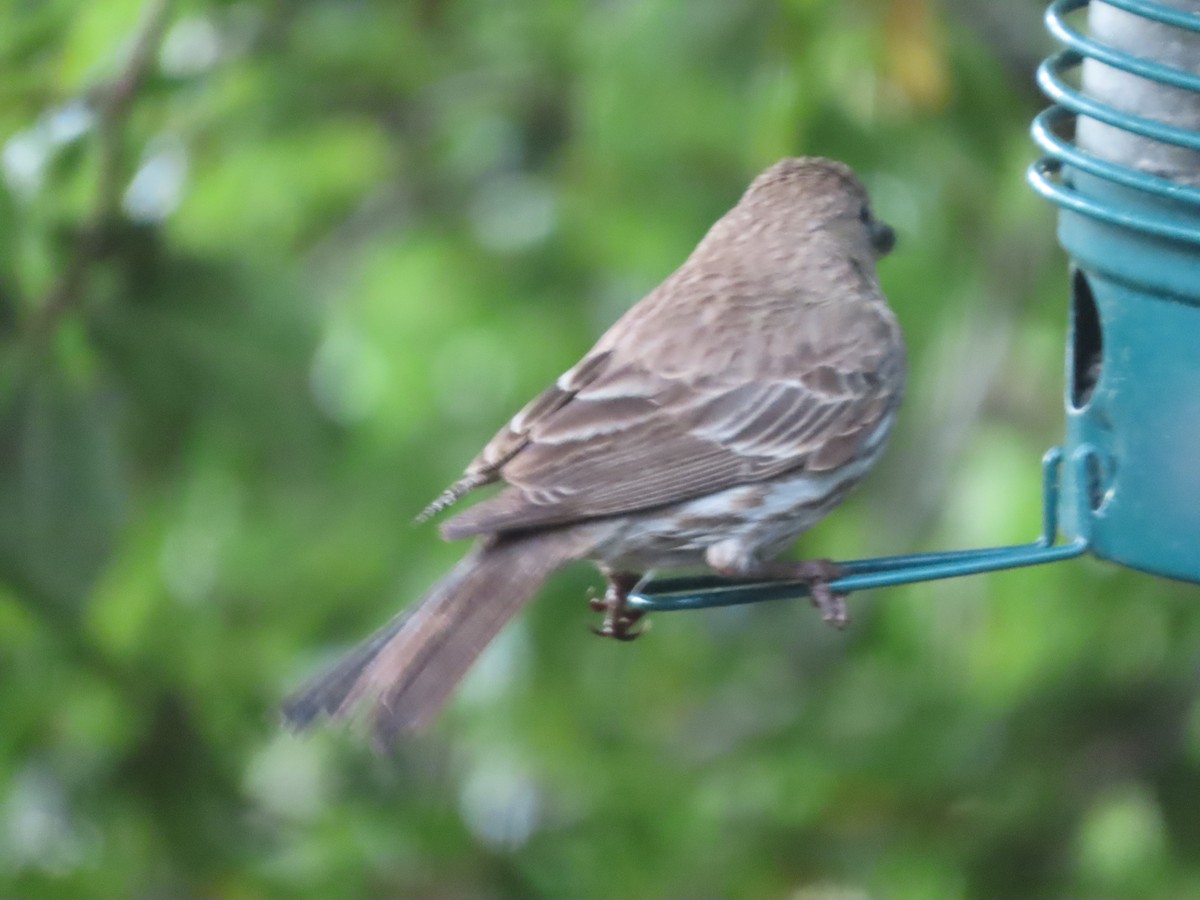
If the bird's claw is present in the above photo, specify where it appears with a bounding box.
[799,560,848,630]
[589,574,646,641]
[809,581,849,630]
[586,585,606,614]
[590,617,646,641]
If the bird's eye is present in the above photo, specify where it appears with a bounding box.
[859,204,871,224]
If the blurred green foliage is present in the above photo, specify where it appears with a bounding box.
[2,0,1200,897]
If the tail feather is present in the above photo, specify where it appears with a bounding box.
[280,612,410,729]
[282,529,588,749]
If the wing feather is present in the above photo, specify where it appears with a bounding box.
[440,314,904,539]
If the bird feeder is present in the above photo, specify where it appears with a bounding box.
[629,0,1200,615]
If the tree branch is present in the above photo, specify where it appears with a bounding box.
[30,0,174,340]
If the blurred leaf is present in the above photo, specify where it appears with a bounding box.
[174,119,392,255]
[58,0,148,90]
[90,242,326,466]
[1076,784,1169,894]
[0,360,123,616]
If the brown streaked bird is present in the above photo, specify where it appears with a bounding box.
[283,157,905,749]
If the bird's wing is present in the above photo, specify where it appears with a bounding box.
[415,351,613,521]
[440,320,903,539]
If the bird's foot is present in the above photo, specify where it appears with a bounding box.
[720,558,849,629]
[807,579,849,629]
[588,572,647,641]
[783,559,848,629]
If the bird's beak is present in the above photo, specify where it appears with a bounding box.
[869,220,896,256]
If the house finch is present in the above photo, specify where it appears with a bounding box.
[283,157,904,748]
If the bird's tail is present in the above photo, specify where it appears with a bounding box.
[281,528,590,749]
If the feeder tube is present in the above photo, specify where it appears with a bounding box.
[1078,0,1200,183]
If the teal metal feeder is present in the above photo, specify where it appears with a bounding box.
[629,0,1200,615]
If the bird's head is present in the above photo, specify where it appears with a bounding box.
[741,157,896,260]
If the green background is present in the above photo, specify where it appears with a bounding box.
[3,1,1199,897]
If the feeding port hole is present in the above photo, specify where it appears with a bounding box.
[1070,268,1103,410]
